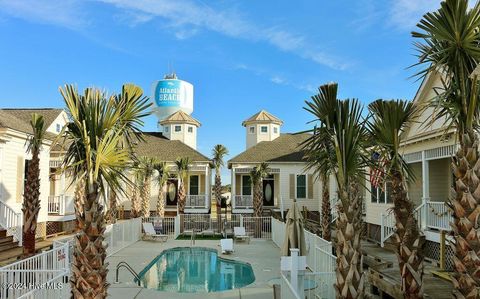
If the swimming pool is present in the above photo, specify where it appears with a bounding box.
[137,247,255,293]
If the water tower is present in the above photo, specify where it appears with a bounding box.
[152,73,194,123]
[152,73,200,149]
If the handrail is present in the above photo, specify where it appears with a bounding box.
[115,261,141,286]
[0,200,22,246]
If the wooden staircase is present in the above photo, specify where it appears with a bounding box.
[0,229,19,252]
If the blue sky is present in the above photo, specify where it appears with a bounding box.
[0,0,443,181]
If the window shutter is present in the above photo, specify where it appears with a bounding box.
[235,175,241,195]
[16,156,24,203]
[200,175,205,194]
[307,174,313,199]
[289,174,295,199]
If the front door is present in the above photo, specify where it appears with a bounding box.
[263,178,274,206]
[166,179,178,206]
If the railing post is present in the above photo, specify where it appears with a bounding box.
[440,230,446,271]
[240,215,244,228]
[422,198,428,230]
[380,213,385,247]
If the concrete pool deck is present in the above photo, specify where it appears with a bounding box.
[107,239,281,298]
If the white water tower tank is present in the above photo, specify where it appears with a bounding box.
[152,73,194,121]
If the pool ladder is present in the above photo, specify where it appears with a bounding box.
[115,261,141,286]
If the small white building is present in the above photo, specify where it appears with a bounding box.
[228,110,331,214]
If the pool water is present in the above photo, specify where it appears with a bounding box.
[137,247,255,293]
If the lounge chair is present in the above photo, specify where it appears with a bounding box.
[220,238,234,254]
[142,222,168,242]
[234,227,250,244]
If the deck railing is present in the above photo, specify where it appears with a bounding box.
[234,195,253,208]
[381,199,451,247]
[303,272,336,299]
[48,195,75,215]
[185,195,206,208]
[280,273,302,299]
[0,200,22,246]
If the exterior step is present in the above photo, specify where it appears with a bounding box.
[0,241,19,252]
[0,229,7,238]
[0,236,14,244]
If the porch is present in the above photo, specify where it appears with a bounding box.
[48,160,75,221]
[231,167,280,214]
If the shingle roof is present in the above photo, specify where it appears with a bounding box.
[134,132,211,162]
[228,133,310,166]
[0,108,63,140]
[242,110,283,126]
[159,110,201,127]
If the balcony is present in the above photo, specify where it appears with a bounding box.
[234,195,253,209]
[48,195,75,216]
[185,195,206,209]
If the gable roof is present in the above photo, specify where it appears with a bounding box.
[159,110,201,127]
[0,108,63,140]
[228,133,310,166]
[242,110,283,126]
[135,132,210,162]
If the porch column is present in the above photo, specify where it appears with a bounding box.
[421,151,429,230]
[232,168,236,210]
[205,166,209,209]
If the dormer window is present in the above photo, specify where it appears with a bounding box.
[175,125,182,132]
[261,126,268,133]
[188,126,193,133]
[56,124,61,133]
[274,127,278,134]
[164,126,169,133]
[249,126,255,134]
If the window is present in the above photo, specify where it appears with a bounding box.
[296,175,307,199]
[370,182,391,204]
[175,125,181,132]
[188,126,193,133]
[274,127,278,134]
[56,124,61,133]
[249,126,255,134]
[260,126,268,133]
[371,184,378,203]
[23,159,30,193]
[164,126,169,133]
[189,175,199,195]
[242,175,252,195]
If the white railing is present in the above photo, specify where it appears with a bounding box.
[272,217,286,248]
[280,273,302,299]
[104,218,142,256]
[0,242,70,298]
[48,195,75,216]
[234,195,253,208]
[380,211,395,247]
[303,272,336,299]
[427,201,452,231]
[330,197,339,224]
[142,217,176,235]
[185,194,206,208]
[242,216,272,239]
[314,246,336,274]
[0,200,23,246]
[304,230,332,271]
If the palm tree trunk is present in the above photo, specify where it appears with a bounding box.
[74,177,85,230]
[131,186,140,218]
[141,178,151,218]
[390,170,424,298]
[157,183,167,217]
[334,182,364,299]
[107,190,117,224]
[253,181,263,238]
[22,148,41,257]
[321,174,331,241]
[71,183,108,299]
[215,174,222,232]
[451,132,480,297]
[178,179,186,214]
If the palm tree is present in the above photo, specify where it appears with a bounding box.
[138,156,157,218]
[154,162,169,217]
[59,84,150,298]
[369,99,424,298]
[176,157,190,214]
[106,189,118,224]
[130,163,143,218]
[22,113,46,257]
[250,162,269,217]
[303,83,369,299]
[412,0,480,296]
[320,174,331,241]
[212,144,229,231]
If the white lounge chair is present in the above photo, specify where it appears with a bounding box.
[221,238,234,254]
[234,227,250,244]
[142,222,168,242]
